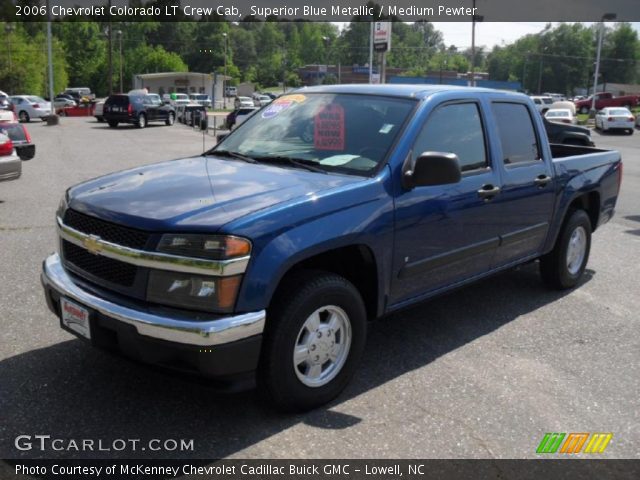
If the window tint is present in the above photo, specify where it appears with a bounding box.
[412,103,487,172]
[492,103,541,165]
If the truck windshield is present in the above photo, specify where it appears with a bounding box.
[214,93,415,175]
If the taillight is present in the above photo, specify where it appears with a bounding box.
[127,103,133,115]
[32,103,40,108]
[629,117,635,122]
[0,137,13,156]
[562,119,570,124]
[607,117,613,121]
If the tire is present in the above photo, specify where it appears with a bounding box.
[18,111,30,123]
[539,209,592,289]
[96,116,104,122]
[107,120,118,128]
[258,271,367,412]
[137,113,147,128]
[580,106,589,115]
[628,129,634,135]
[165,112,175,126]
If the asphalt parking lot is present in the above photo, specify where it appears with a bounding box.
[0,118,638,460]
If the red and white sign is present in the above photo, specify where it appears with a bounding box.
[374,21,392,52]
[314,104,345,151]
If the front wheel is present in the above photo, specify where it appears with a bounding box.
[540,209,592,289]
[259,271,367,412]
[165,112,175,126]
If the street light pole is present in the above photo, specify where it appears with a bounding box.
[590,13,617,117]
[107,0,113,95]
[222,32,228,109]
[469,0,483,87]
[117,30,123,93]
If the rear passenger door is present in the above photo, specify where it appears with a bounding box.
[489,101,555,267]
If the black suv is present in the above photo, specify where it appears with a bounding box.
[103,94,175,128]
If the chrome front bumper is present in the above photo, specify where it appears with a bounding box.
[41,253,265,347]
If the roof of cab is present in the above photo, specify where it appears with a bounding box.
[295,83,521,100]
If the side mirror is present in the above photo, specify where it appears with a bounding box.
[403,152,461,189]
[217,133,228,143]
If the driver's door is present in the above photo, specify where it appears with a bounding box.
[390,101,504,305]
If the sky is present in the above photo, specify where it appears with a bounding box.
[431,22,640,49]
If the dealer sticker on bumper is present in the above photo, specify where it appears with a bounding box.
[60,298,91,339]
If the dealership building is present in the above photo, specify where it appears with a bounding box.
[132,72,231,108]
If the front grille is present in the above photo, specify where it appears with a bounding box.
[62,240,137,287]
[63,209,150,249]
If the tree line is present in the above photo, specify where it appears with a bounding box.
[1,3,638,98]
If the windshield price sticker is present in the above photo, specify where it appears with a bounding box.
[262,94,306,119]
[314,104,345,151]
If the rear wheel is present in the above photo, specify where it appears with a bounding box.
[165,112,175,126]
[18,111,29,123]
[107,120,118,128]
[137,113,147,128]
[540,209,592,289]
[259,271,367,412]
[580,106,589,114]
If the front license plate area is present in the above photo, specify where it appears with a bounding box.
[60,298,91,340]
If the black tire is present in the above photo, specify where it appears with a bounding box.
[19,111,29,123]
[540,209,592,289]
[258,270,367,412]
[628,129,634,135]
[165,112,175,126]
[107,120,118,128]
[137,113,147,128]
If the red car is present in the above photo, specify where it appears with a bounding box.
[0,122,35,160]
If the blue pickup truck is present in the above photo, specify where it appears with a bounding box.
[42,85,622,411]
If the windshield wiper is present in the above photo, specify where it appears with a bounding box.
[208,150,257,164]
[253,156,328,174]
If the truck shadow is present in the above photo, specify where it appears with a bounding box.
[0,263,593,460]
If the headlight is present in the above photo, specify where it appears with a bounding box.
[157,234,251,260]
[147,271,242,313]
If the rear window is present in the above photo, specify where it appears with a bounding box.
[542,98,554,104]
[609,109,630,116]
[27,96,46,103]
[106,95,129,106]
[0,124,27,142]
[492,103,541,165]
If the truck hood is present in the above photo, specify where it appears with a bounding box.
[67,156,362,232]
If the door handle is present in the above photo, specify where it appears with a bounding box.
[477,184,501,200]
[534,174,552,187]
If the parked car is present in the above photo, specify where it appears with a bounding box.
[254,95,273,107]
[103,93,176,128]
[63,87,94,101]
[234,96,254,109]
[53,96,76,113]
[94,100,105,122]
[0,122,35,160]
[9,95,52,122]
[544,109,577,125]
[189,94,212,108]
[225,106,258,129]
[636,114,640,128]
[595,107,635,134]
[0,91,10,110]
[574,92,640,114]
[543,117,594,146]
[530,95,554,113]
[170,93,189,107]
[225,86,237,97]
[42,85,623,412]
[0,110,17,122]
[0,133,21,183]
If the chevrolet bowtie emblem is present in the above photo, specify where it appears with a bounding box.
[83,235,103,255]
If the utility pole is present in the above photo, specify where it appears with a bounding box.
[107,0,113,95]
[117,30,123,92]
[46,0,58,123]
[469,0,483,87]
[590,13,617,117]
[222,32,228,108]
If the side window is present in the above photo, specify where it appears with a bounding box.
[412,103,487,173]
[491,103,541,165]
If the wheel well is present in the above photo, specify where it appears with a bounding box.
[273,245,378,320]
[569,192,600,231]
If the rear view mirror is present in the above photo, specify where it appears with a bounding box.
[403,152,461,189]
